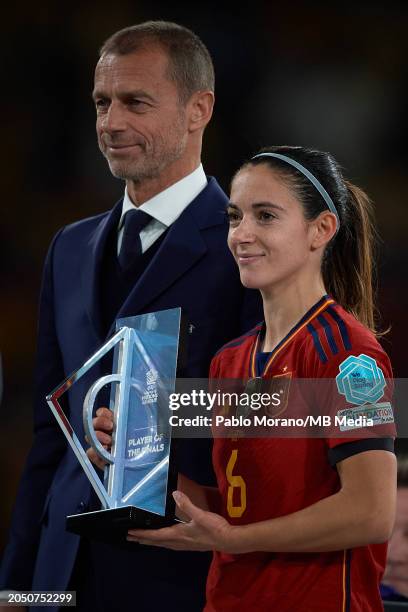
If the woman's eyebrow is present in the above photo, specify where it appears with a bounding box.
[227,201,285,211]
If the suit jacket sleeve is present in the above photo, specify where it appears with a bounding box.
[0,230,68,590]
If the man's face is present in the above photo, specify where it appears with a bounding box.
[93,47,188,183]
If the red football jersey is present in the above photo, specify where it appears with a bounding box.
[206,295,394,612]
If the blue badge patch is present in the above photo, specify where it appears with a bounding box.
[336,353,386,405]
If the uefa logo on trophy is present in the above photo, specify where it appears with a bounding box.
[46,308,186,541]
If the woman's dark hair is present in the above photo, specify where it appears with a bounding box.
[236,145,380,334]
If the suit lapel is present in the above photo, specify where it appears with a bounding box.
[107,207,206,335]
[81,200,122,340]
[107,177,228,336]
[80,178,228,341]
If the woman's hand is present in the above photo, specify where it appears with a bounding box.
[127,491,238,553]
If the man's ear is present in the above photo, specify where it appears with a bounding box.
[310,211,338,250]
[186,90,215,133]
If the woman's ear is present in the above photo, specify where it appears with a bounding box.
[310,212,337,250]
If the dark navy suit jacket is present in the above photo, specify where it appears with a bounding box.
[0,177,261,610]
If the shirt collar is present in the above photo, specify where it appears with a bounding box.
[119,164,207,229]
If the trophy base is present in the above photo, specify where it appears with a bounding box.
[66,506,177,543]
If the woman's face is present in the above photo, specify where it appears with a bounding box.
[228,164,318,292]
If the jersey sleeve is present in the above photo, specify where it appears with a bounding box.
[304,324,395,465]
[209,354,220,379]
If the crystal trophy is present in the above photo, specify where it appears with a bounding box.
[46,308,186,541]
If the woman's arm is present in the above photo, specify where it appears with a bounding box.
[232,449,396,553]
[177,474,221,514]
[127,450,396,554]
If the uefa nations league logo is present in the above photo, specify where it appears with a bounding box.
[336,353,386,405]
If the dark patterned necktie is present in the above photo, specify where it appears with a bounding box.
[118,209,152,271]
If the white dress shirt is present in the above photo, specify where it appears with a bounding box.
[117,164,207,255]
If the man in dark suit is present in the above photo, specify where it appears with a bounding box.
[0,21,261,612]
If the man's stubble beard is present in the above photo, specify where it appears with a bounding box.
[103,115,188,184]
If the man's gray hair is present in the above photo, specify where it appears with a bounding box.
[99,20,215,104]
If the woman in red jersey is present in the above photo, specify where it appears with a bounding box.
[94,146,397,611]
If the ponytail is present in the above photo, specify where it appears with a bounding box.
[323,181,378,333]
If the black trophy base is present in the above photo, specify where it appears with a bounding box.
[66,506,177,543]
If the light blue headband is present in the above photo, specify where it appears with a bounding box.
[251,152,340,231]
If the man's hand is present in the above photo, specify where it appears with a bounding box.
[127,491,238,553]
[85,407,114,470]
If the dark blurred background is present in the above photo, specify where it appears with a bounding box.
[1,1,408,553]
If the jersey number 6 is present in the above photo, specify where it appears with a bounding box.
[226,449,247,518]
